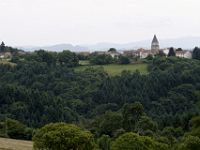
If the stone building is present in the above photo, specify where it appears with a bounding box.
[176,50,192,59]
[151,35,160,54]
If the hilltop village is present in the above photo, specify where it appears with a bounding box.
[0,35,192,61]
[78,35,192,59]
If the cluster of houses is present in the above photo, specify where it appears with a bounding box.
[123,35,192,59]
[78,35,192,59]
[0,42,27,59]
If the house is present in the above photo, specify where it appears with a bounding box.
[92,51,106,55]
[123,50,135,57]
[92,51,121,58]
[123,49,152,58]
[107,51,121,58]
[162,49,169,56]
[135,48,152,58]
[176,50,192,59]
[77,51,90,56]
[0,52,12,59]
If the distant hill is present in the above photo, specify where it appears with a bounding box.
[85,37,200,50]
[19,37,200,51]
[18,44,88,52]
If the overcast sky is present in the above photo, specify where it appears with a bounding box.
[0,0,200,46]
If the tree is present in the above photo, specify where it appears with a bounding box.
[192,47,200,60]
[189,116,200,138]
[36,50,57,65]
[122,102,144,131]
[118,56,130,64]
[111,132,168,150]
[33,123,95,150]
[146,54,154,60]
[98,111,123,137]
[3,118,32,140]
[98,135,111,150]
[177,136,200,150]
[58,50,79,67]
[108,48,117,52]
[0,41,5,52]
[176,48,183,51]
[168,47,176,57]
[135,116,158,136]
[90,54,113,65]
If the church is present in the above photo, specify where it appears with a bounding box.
[123,35,192,59]
[151,35,159,52]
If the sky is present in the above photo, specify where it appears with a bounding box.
[0,0,200,46]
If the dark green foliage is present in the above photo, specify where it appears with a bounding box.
[0,118,32,140]
[97,135,111,150]
[90,54,113,65]
[0,41,5,51]
[192,47,200,60]
[35,50,57,65]
[0,60,107,128]
[58,50,79,67]
[146,54,154,60]
[176,48,183,51]
[108,48,117,52]
[135,116,158,136]
[25,50,77,66]
[97,112,123,137]
[118,56,130,64]
[168,47,176,57]
[0,51,200,149]
[122,102,144,131]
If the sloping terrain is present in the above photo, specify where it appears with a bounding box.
[0,138,33,150]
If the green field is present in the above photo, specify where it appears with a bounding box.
[0,138,33,150]
[75,62,148,76]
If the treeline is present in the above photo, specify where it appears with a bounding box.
[13,50,79,67]
[0,49,200,149]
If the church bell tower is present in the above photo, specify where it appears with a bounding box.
[151,35,159,52]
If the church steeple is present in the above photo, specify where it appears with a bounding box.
[151,35,159,52]
[152,35,159,43]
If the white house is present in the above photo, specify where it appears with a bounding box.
[163,49,169,56]
[176,51,192,59]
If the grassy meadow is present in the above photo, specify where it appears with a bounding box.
[0,138,33,150]
[75,60,148,76]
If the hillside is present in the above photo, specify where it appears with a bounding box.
[0,138,32,150]
[0,50,200,149]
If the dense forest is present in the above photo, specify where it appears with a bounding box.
[1,48,200,149]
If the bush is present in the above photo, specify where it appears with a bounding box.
[118,56,130,64]
[0,118,33,140]
[90,54,113,65]
[33,123,95,150]
[111,132,168,150]
[177,136,200,150]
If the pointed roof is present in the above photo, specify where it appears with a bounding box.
[152,35,159,43]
